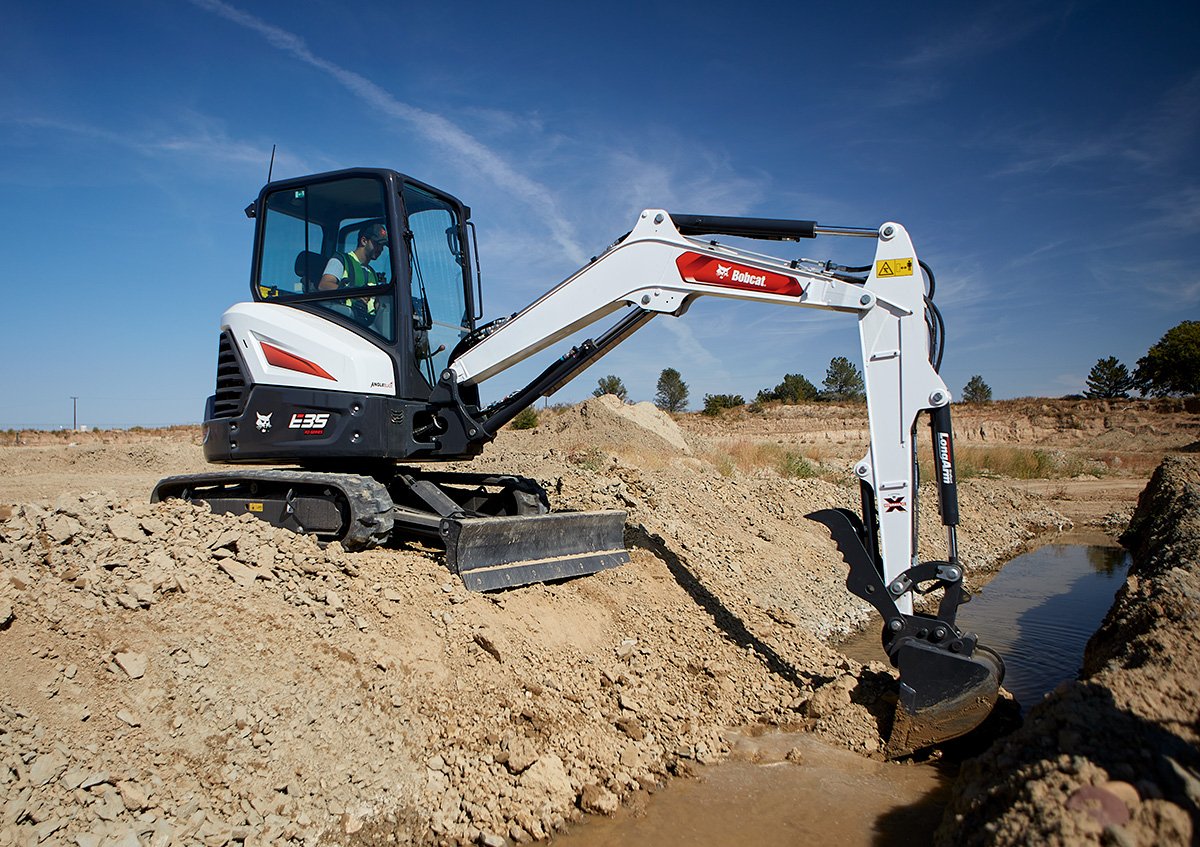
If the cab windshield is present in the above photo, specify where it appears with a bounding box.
[255,176,394,343]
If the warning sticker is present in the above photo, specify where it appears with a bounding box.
[875,258,914,277]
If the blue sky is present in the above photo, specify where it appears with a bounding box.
[1,0,1196,428]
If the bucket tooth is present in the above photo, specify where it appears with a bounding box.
[885,641,1005,759]
[440,510,629,592]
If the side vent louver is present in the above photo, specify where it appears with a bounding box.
[212,331,247,419]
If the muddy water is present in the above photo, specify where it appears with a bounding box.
[556,734,950,846]
[555,532,1130,846]
[839,530,1132,714]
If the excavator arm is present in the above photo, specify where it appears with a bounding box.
[437,209,1003,756]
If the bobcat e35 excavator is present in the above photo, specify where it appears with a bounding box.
[153,167,1003,756]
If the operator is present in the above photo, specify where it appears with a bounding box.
[318,222,387,291]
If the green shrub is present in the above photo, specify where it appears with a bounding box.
[780,451,817,479]
[509,406,539,430]
[702,394,745,416]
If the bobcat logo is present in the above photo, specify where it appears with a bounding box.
[255,412,272,433]
[715,264,731,279]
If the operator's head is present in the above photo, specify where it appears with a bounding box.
[358,222,388,259]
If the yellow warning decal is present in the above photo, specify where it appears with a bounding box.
[248,502,264,513]
[875,258,914,277]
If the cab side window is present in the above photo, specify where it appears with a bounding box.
[255,178,395,343]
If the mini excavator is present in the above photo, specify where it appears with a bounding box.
[154,168,1004,756]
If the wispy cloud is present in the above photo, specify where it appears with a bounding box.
[994,69,1200,177]
[4,111,315,176]
[599,148,768,219]
[1140,185,1200,236]
[889,4,1056,71]
[860,3,1061,110]
[659,318,725,375]
[1107,257,1200,310]
[189,0,587,265]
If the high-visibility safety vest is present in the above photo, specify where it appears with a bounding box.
[336,251,378,316]
[336,251,377,287]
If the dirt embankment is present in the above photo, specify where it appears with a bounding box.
[0,397,1067,847]
[937,456,1200,846]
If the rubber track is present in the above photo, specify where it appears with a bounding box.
[153,470,395,551]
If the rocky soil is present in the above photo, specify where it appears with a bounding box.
[0,396,1189,846]
[937,456,1200,846]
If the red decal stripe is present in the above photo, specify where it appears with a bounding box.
[260,342,336,381]
[676,253,802,296]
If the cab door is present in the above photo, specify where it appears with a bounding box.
[400,182,474,387]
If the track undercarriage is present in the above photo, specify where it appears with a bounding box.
[152,468,628,592]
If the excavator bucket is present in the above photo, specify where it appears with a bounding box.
[886,640,1005,758]
[439,509,629,592]
[807,507,1005,758]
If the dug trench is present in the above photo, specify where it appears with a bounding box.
[0,397,1195,846]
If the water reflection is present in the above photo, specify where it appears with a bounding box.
[1085,544,1126,575]
[946,539,1130,714]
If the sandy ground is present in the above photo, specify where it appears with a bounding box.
[0,397,1195,846]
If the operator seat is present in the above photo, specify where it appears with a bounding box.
[295,250,326,293]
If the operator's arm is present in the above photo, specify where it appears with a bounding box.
[318,256,344,290]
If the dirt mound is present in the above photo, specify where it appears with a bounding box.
[539,396,691,455]
[0,410,1069,846]
[937,456,1200,846]
[0,491,872,846]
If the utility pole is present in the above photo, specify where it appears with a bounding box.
[71,396,78,431]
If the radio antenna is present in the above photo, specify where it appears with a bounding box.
[267,144,277,183]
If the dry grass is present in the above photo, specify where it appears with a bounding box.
[1089,451,1169,476]
[914,444,1102,480]
[699,439,825,480]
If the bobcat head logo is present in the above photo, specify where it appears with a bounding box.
[255,412,272,433]
[715,264,731,279]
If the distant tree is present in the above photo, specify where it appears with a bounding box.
[592,375,628,401]
[509,406,539,430]
[757,373,818,405]
[1084,357,1135,399]
[655,368,689,413]
[821,357,865,401]
[1134,321,1200,397]
[962,375,993,404]
[702,394,745,416]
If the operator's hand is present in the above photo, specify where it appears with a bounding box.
[351,299,374,325]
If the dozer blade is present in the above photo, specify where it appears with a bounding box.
[886,641,1005,759]
[440,509,629,592]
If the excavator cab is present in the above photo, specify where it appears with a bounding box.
[249,169,475,401]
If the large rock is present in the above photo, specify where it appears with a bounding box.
[518,755,574,808]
